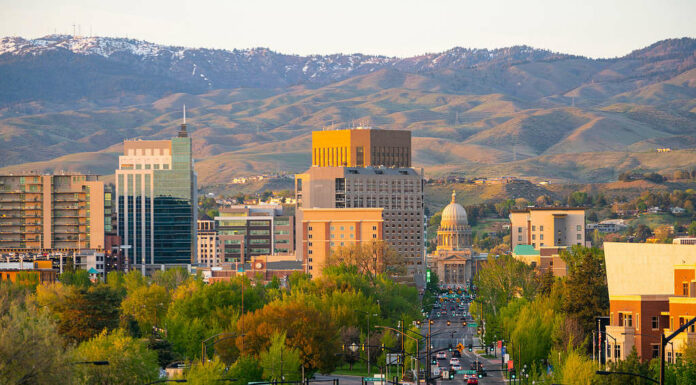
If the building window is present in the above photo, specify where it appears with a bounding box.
[372,226,377,231]
[308,226,313,231]
[373,234,377,239]
[577,233,582,240]
[518,227,522,233]
[614,344,621,360]
[652,345,659,358]
[532,225,536,231]
[540,225,544,231]
[652,316,659,330]
[308,250,312,255]
[577,225,582,231]
[532,234,536,240]
[518,235,522,242]
[540,234,544,240]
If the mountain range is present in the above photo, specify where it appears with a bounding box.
[0,35,695,186]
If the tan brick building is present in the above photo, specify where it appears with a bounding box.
[299,208,383,277]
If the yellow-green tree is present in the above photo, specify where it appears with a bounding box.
[121,283,170,334]
[71,329,159,385]
[260,332,302,382]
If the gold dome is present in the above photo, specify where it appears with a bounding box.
[441,190,468,228]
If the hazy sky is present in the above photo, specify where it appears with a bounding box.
[1,0,694,58]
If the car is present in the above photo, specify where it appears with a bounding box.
[451,365,462,371]
[452,350,461,358]
[466,378,478,385]
[436,351,447,359]
[449,357,460,365]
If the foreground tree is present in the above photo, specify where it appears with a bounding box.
[561,246,609,336]
[72,329,159,385]
[0,303,72,385]
[260,332,302,382]
[238,299,340,374]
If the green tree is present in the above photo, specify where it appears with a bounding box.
[562,246,609,337]
[183,357,228,385]
[72,329,159,385]
[688,221,696,236]
[59,268,92,288]
[40,284,122,343]
[227,355,264,385]
[152,267,190,291]
[0,303,72,385]
[121,283,170,334]
[473,254,538,318]
[124,270,147,294]
[260,332,302,382]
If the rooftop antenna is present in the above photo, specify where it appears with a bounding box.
[178,105,188,138]
[72,23,76,37]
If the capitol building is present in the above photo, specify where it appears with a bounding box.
[428,191,480,286]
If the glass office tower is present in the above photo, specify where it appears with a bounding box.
[116,123,197,272]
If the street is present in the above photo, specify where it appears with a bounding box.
[423,298,506,385]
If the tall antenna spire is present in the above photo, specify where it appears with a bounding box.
[178,104,188,138]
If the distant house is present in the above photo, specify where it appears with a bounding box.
[587,219,627,233]
[657,148,672,152]
[671,207,686,215]
[647,206,661,214]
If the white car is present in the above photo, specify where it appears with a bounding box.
[451,365,463,371]
[436,351,447,359]
[449,357,460,365]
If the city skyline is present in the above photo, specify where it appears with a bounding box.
[1,0,695,58]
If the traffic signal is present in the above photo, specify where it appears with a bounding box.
[462,321,467,327]
[468,343,473,352]
[449,372,454,380]
[509,369,516,379]
[447,320,451,326]
[448,343,453,352]
[361,344,365,351]
[429,320,435,325]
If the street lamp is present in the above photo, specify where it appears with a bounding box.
[349,342,360,354]
[356,310,378,375]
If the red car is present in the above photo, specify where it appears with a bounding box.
[466,378,478,385]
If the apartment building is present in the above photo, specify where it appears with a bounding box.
[311,127,411,168]
[0,174,105,252]
[115,117,197,272]
[197,219,220,267]
[215,204,294,265]
[295,166,424,276]
[509,207,586,249]
[299,208,384,277]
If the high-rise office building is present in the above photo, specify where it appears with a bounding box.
[115,110,197,272]
[215,204,294,266]
[0,174,105,252]
[311,127,411,167]
[296,165,425,277]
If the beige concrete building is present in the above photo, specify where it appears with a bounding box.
[197,219,220,267]
[604,243,696,362]
[311,128,411,168]
[299,208,383,278]
[295,166,424,276]
[509,207,586,250]
[0,174,105,252]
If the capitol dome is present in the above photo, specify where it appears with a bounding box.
[441,190,468,228]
